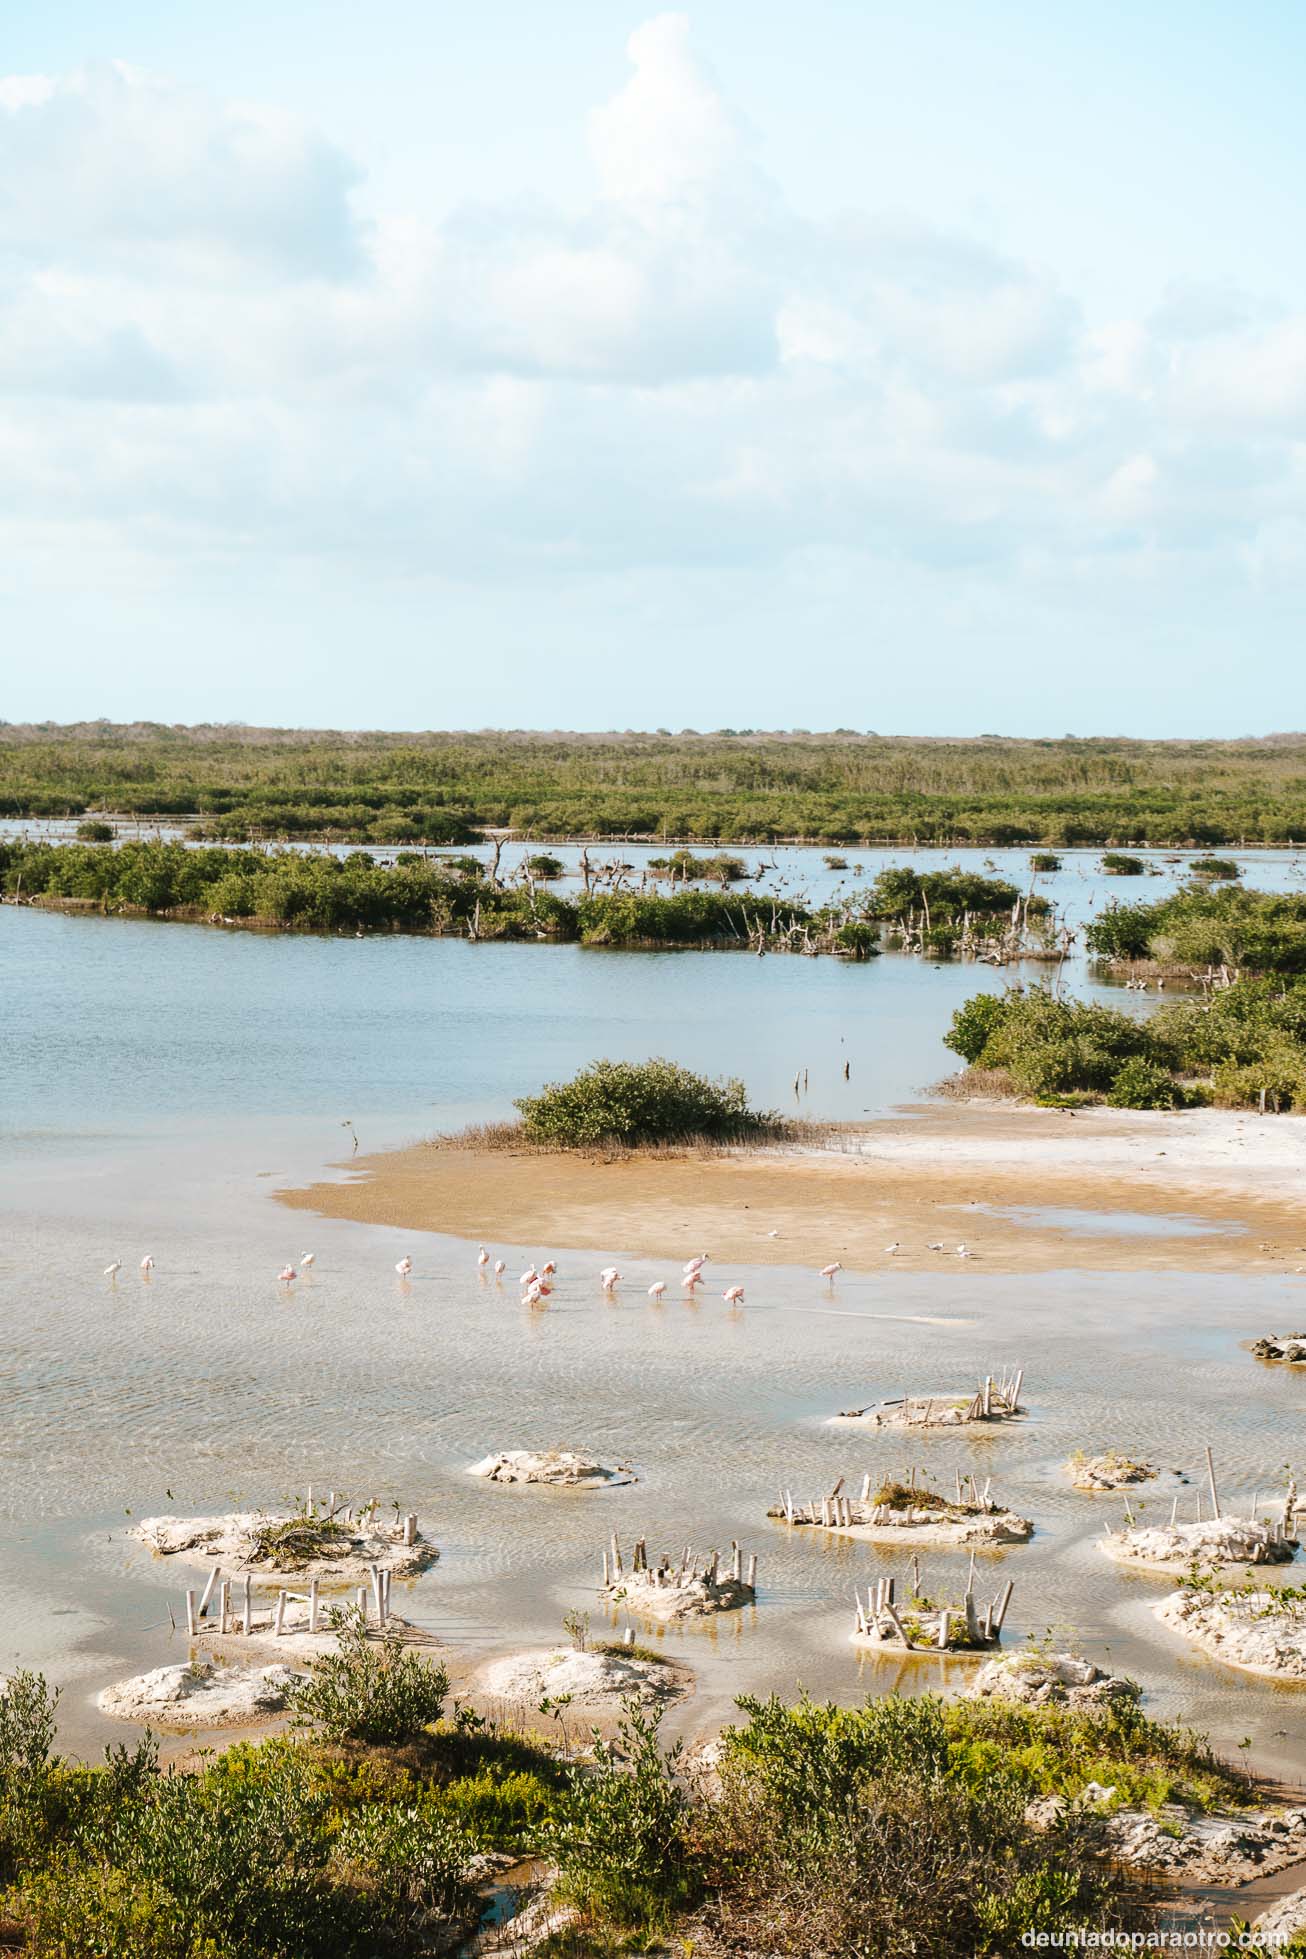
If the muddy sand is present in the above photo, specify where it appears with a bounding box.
[276,1103,1306,1274]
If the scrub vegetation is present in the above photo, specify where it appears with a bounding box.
[946,975,1306,1109]
[6,722,1306,844]
[4,1665,1224,1957]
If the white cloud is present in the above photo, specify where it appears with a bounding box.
[0,17,1303,616]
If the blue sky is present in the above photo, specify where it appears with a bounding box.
[2,2,1304,734]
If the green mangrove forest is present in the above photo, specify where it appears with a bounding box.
[0,842,1054,958]
[1086,885,1306,975]
[5,721,1306,844]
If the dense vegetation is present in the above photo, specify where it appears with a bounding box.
[946,976,1306,1109]
[1087,885,1306,975]
[513,1058,789,1149]
[13,1654,1258,1957]
[6,721,1306,843]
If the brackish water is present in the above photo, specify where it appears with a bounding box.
[3,845,1306,1773]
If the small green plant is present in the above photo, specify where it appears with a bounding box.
[74,819,115,842]
[287,1611,449,1747]
[1030,851,1062,871]
[562,1609,590,1653]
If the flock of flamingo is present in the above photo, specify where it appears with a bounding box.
[101,1241,976,1293]
[100,1245,857,1301]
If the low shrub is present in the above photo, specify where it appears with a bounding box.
[287,1613,450,1747]
[514,1058,781,1148]
[1106,1056,1181,1109]
[1101,852,1146,875]
[74,819,114,842]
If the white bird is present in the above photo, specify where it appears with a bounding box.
[648,1281,667,1300]
[927,1242,945,1252]
[723,1285,746,1305]
[477,1245,490,1267]
[278,1265,297,1283]
[683,1253,710,1275]
[300,1251,315,1268]
[103,1261,122,1280]
[541,1260,557,1276]
[139,1254,154,1273]
[819,1261,842,1280]
[683,1269,704,1288]
[884,1242,901,1255]
[523,1280,546,1305]
[600,1267,622,1290]
[955,1243,971,1259]
[395,1256,413,1277]
[493,1259,506,1276]
[519,1266,538,1287]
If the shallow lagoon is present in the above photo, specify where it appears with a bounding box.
[4,846,1306,1771]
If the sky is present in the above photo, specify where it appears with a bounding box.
[2,0,1305,735]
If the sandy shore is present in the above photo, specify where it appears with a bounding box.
[276,1103,1306,1275]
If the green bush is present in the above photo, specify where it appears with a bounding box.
[524,852,565,879]
[287,1614,450,1747]
[514,1058,777,1148]
[74,819,115,842]
[1107,1056,1181,1109]
[1029,851,1062,871]
[544,1710,695,1929]
[1190,856,1241,880]
[945,991,1010,1064]
[1101,852,1146,875]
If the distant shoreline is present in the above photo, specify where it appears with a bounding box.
[275,1101,1306,1276]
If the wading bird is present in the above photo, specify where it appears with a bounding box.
[648,1281,666,1300]
[300,1252,315,1269]
[477,1246,490,1268]
[494,1259,506,1276]
[278,1265,297,1283]
[723,1285,746,1305]
[140,1255,154,1274]
[819,1261,842,1280]
[103,1261,121,1281]
[600,1266,622,1291]
[519,1266,538,1288]
[395,1256,413,1277]
[541,1260,557,1275]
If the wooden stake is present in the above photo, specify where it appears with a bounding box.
[243,1576,252,1636]
[198,1566,221,1619]
[185,1589,198,1637]
[1206,1446,1221,1520]
[309,1577,320,1634]
[274,1590,287,1636]
[403,1513,417,1547]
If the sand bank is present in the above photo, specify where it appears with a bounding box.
[276,1103,1306,1274]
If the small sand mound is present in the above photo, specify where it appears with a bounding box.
[467,1451,633,1487]
[833,1384,1023,1430]
[1100,1516,1295,1572]
[131,1509,436,1583]
[1066,1453,1157,1492]
[476,1646,688,1707]
[98,1659,301,1727]
[770,1487,1031,1546]
[1157,1588,1306,1680]
[963,1651,1140,1708]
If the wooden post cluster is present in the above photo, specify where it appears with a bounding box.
[601,1532,757,1596]
[853,1572,1013,1652]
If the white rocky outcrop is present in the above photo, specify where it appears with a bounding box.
[475,1646,688,1707]
[1253,1885,1306,1944]
[131,1509,436,1583]
[98,1659,301,1726]
[963,1651,1140,1708]
[1156,1587,1306,1680]
[468,1451,633,1487]
[1100,1516,1295,1572]
[1066,1453,1157,1492]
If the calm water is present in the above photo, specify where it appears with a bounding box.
[4,845,1306,1774]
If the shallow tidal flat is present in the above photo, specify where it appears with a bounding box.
[277,1101,1306,1277]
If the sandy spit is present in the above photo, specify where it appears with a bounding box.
[276,1103,1306,1275]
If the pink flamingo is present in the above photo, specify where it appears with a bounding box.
[395,1256,413,1277]
[683,1253,710,1277]
[519,1266,539,1288]
[600,1267,622,1291]
[140,1254,154,1274]
[278,1265,297,1283]
[647,1281,666,1300]
[723,1285,745,1305]
[541,1260,557,1275]
[819,1261,842,1280]
[103,1261,121,1281]
[477,1245,490,1268]
[494,1259,506,1276]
